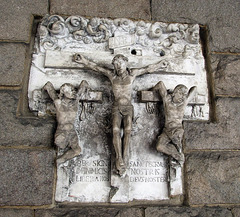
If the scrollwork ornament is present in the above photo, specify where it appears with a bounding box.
[47,15,68,38]
[93,24,110,43]
[166,23,180,32]
[179,24,188,31]
[83,36,92,44]
[73,30,87,40]
[160,33,180,49]
[101,18,116,35]
[66,16,82,33]
[42,38,59,51]
[87,18,101,36]
[148,22,163,38]
[186,24,199,44]
[73,30,92,44]
[114,18,135,33]
[136,21,148,36]
[182,44,194,58]
[170,43,185,57]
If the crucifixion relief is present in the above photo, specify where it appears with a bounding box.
[73,53,169,175]
[28,15,209,203]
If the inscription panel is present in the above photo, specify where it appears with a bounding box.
[128,102,169,201]
[68,159,110,202]
[129,159,168,200]
[73,159,109,183]
[56,158,110,202]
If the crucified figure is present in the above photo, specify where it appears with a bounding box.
[74,53,168,175]
[153,81,197,165]
[43,80,90,164]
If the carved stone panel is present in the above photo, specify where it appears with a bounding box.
[28,15,209,204]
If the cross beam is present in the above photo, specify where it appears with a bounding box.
[79,91,103,103]
[44,50,195,75]
[139,90,162,102]
[139,90,205,106]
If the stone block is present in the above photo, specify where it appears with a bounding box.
[232,208,240,217]
[0,90,54,147]
[211,54,240,96]
[186,152,240,205]
[152,0,240,52]
[0,0,48,41]
[0,43,26,86]
[184,98,240,150]
[145,206,232,217]
[117,208,144,217]
[0,209,33,217]
[0,149,54,206]
[50,0,151,20]
[35,208,120,217]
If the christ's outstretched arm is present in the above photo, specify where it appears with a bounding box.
[73,54,112,79]
[131,59,169,77]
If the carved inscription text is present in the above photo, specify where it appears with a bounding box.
[129,160,168,183]
[73,159,110,182]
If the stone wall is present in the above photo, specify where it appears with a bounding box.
[0,0,239,216]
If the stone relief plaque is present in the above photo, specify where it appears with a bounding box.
[28,15,209,203]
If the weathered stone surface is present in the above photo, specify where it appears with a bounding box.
[50,0,150,20]
[186,152,240,205]
[232,208,240,217]
[0,90,54,147]
[211,55,240,96]
[152,0,240,52]
[0,149,54,205]
[0,209,33,217]
[184,98,240,150]
[0,0,48,41]
[145,206,232,217]
[0,43,26,86]
[35,208,142,217]
[116,208,144,217]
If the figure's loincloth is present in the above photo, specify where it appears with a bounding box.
[161,127,184,146]
[55,125,78,149]
[112,105,133,117]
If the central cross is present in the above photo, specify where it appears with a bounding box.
[71,52,171,176]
